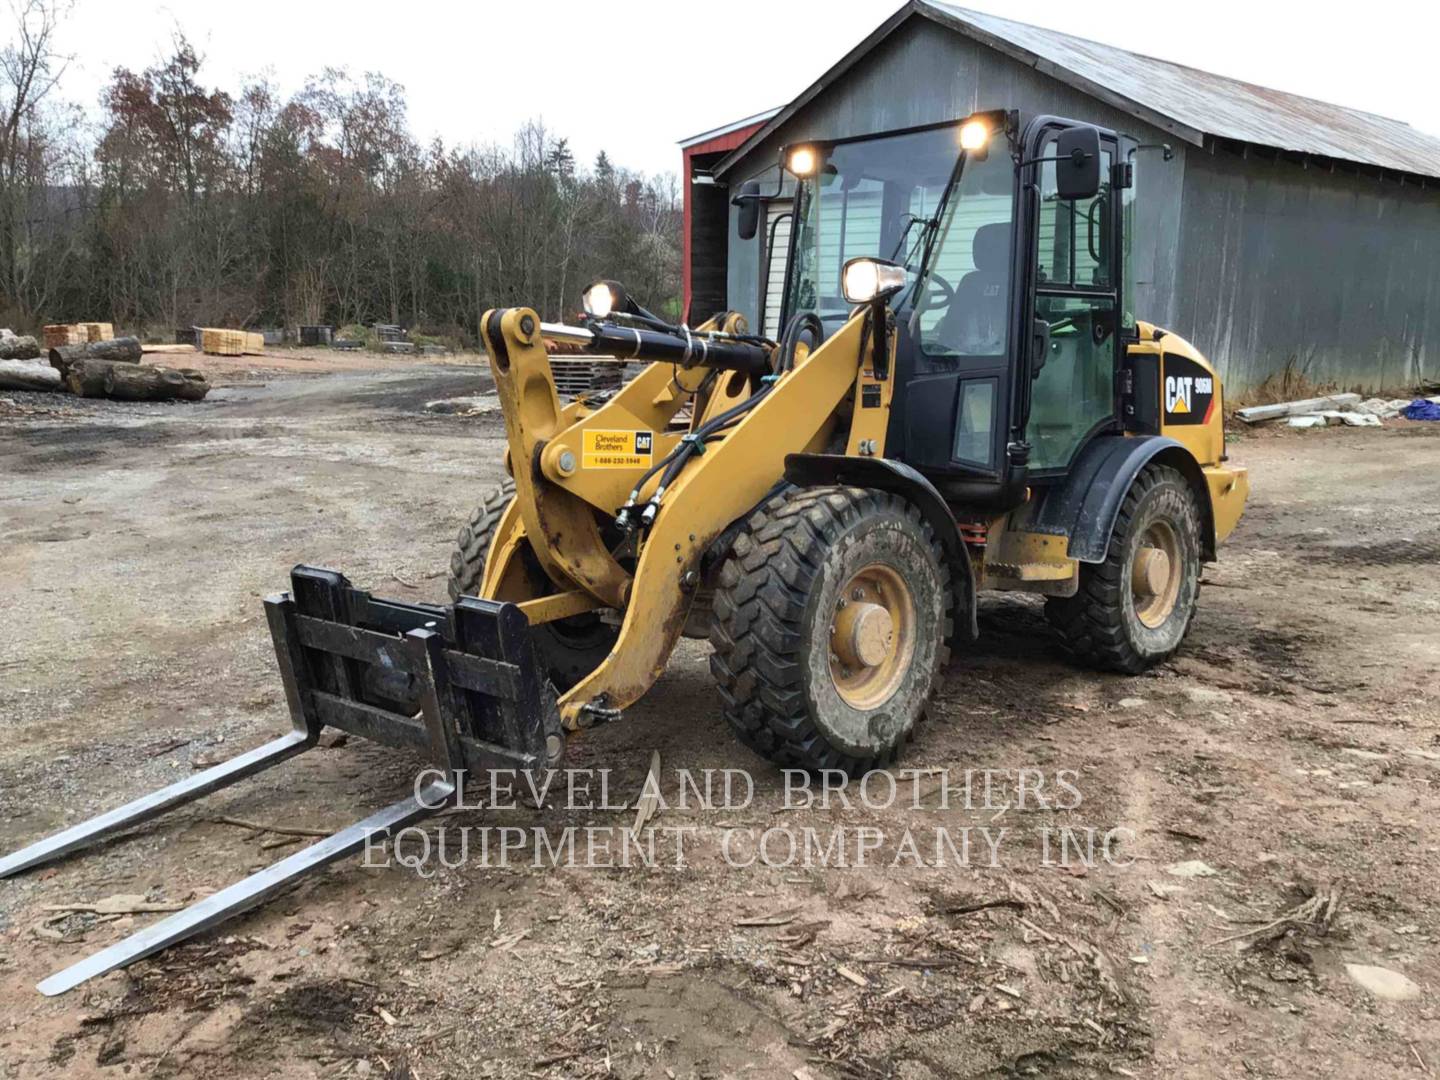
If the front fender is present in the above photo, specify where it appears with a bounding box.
[1032,435,1216,563]
[784,453,978,640]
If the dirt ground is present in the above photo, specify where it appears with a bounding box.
[149,344,477,380]
[1,367,1437,1079]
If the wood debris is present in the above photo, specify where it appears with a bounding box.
[489,930,529,951]
[630,750,662,838]
[44,894,184,916]
[1208,883,1341,948]
[211,816,331,839]
[835,965,870,988]
[734,908,801,928]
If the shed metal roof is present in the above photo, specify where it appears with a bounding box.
[678,108,781,150]
[716,1,1440,182]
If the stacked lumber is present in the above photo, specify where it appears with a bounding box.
[199,328,264,356]
[201,328,245,355]
[42,322,114,348]
[43,324,87,348]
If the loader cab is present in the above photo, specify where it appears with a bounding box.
[767,113,1135,507]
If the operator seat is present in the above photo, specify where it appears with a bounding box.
[934,221,1010,356]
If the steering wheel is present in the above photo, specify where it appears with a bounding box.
[918,269,955,313]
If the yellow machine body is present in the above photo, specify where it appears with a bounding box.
[477,303,1247,732]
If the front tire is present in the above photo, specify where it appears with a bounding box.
[447,478,618,691]
[709,486,953,775]
[1044,463,1202,673]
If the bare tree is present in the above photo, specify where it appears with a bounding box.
[0,0,73,322]
[10,26,685,339]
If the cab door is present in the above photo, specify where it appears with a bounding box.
[1018,119,1126,477]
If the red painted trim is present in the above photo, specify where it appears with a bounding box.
[682,150,694,320]
[682,121,769,321]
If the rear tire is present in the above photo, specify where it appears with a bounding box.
[1044,463,1202,673]
[447,478,618,691]
[709,486,952,775]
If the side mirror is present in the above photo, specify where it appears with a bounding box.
[1055,125,1101,201]
[735,180,762,241]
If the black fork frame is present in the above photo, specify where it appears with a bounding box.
[1,565,555,995]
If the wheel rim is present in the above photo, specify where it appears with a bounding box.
[1131,520,1182,629]
[829,563,915,709]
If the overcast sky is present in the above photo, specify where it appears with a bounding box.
[49,0,1440,176]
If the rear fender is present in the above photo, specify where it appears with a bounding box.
[783,453,978,640]
[1032,435,1216,563]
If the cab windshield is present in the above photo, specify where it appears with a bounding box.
[782,123,1016,358]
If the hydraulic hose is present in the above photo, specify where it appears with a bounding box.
[618,312,827,531]
[776,311,823,374]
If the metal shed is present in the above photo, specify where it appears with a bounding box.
[690,1,1440,393]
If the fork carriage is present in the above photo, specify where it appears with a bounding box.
[1,566,560,996]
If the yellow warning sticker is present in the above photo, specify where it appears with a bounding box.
[582,429,654,469]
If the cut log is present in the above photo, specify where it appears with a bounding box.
[65,358,209,400]
[65,357,124,396]
[0,359,62,392]
[0,334,41,360]
[49,336,143,376]
[103,362,209,402]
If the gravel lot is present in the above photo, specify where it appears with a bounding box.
[1,365,1437,1079]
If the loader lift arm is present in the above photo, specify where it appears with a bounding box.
[480,305,881,731]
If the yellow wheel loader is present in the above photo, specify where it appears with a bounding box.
[445,110,1246,769]
[2,110,1247,994]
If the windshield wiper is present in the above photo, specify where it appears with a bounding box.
[915,148,969,281]
[889,213,938,266]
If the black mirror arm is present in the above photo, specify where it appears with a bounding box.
[870,300,891,380]
[1015,151,1094,171]
[1127,143,1175,163]
[730,149,794,209]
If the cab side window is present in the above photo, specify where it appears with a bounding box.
[1028,135,1120,472]
[1036,143,1112,288]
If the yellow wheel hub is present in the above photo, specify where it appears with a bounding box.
[829,564,915,709]
[1131,521,1182,628]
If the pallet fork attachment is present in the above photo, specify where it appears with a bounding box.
[1,566,559,996]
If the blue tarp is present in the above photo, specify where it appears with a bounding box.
[1401,399,1440,421]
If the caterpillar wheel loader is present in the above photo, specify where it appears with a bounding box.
[1,110,1247,994]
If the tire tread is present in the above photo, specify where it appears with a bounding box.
[709,486,953,774]
[1044,463,1199,674]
